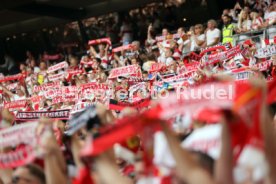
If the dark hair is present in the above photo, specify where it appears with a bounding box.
[23,164,46,184]
[222,14,233,21]
[269,103,276,117]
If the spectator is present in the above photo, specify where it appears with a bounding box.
[119,19,133,45]
[0,54,17,75]
[11,164,45,184]
[37,61,48,85]
[25,51,35,66]
[250,9,264,30]
[190,24,205,51]
[264,1,276,38]
[237,10,252,40]
[205,19,221,47]
[162,28,170,36]
[222,14,236,45]
[29,59,40,73]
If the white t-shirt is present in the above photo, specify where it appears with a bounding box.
[240,20,252,30]
[206,28,221,46]
[265,11,276,38]
[190,34,205,51]
[264,11,276,24]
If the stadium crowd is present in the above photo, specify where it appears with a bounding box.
[0,0,276,184]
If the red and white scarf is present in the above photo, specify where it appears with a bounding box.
[47,61,68,74]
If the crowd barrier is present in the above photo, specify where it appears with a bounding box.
[233,25,276,48]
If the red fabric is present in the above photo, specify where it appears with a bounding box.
[81,107,161,157]
[193,109,223,124]
[120,136,140,153]
[122,164,134,176]
[264,39,270,45]
[231,82,263,161]
[161,176,172,184]
[243,39,254,47]
[72,167,94,184]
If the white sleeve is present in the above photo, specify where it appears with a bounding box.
[198,34,205,41]
[247,20,252,30]
[215,29,221,38]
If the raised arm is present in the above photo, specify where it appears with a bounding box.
[39,119,67,184]
[0,84,14,98]
[215,114,234,184]
[161,121,215,184]
[89,46,98,58]
[94,150,133,184]
[260,90,276,183]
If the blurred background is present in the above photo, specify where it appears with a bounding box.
[0,0,235,62]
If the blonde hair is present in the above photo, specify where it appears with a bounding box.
[250,12,258,23]
[238,10,249,29]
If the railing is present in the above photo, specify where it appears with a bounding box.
[232,25,276,48]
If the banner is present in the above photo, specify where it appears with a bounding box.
[163,70,196,83]
[16,109,71,121]
[255,45,276,58]
[185,61,200,72]
[158,82,235,119]
[108,65,139,79]
[231,69,254,82]
[33,82,60,93]
[0,122,39,168]
[88,38,111,45]
[0,74,25,83]
[44,87,62,99]
[67,69,83,76]
[254,60,272,71]
[200,45,227,57]
[4,100,27,111]
[65,106,99,136]
[112,44,133,53]
[201,45,241,65]
[47,61,68,74]
[81,83,109,91]
[52,96,64,105]
[43,54,61,61]
[81,108,160,157]
[71,102,95,115]
[109,98,151,111]
[149,63,166,73]
[48,73,65,82]
[29,96,42,110]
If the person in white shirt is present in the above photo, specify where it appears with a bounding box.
[190,24,205,51]
[250,11,264,30]
[237,10,252,41]
[264,2,276,38]
[205,19,221,47]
